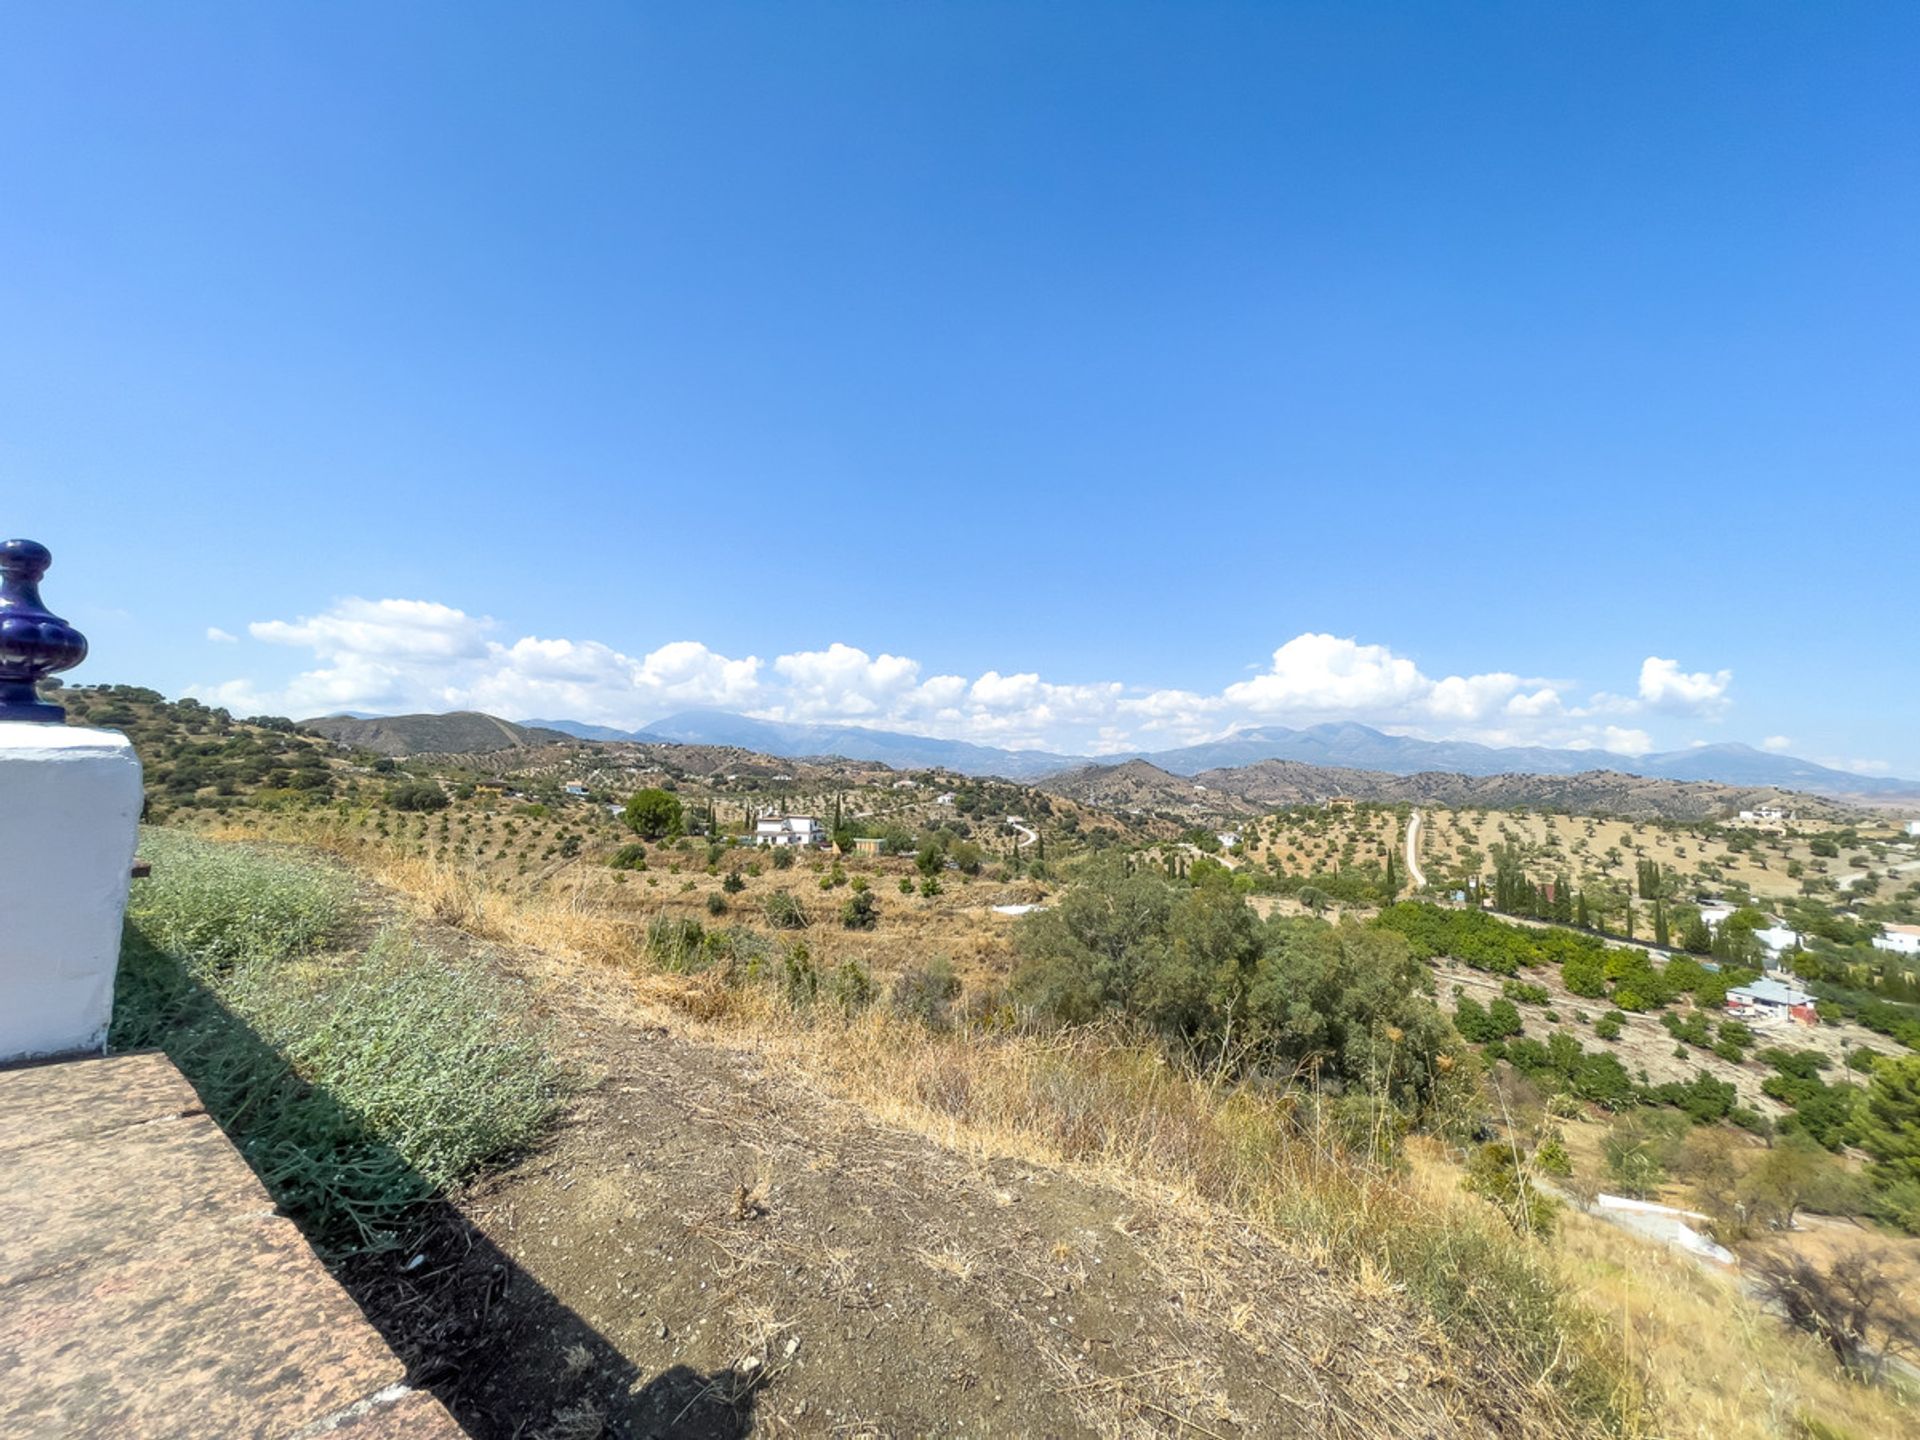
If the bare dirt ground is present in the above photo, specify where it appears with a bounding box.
[340,921,1546,1440]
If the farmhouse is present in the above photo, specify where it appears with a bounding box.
[845,835,887,856]
[1873,923,1920,957]
[1725,977,1818,1026]
[1736,805,1792,825]
[753,814,827,848]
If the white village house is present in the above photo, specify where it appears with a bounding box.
[752,813,828,848]
[1725,977,1818,1026]
[1873,923,1920,957]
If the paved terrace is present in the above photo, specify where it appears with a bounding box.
[0,1051,464,1439]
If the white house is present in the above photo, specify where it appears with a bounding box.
[563,782,589,798]
[1726,977,1817,1025]
[1216,832,1242,850]
[1907,820,1920,838]
[1873,923,1920,957]
[1754,925,1801,960]
[1737,806,1792,825]
[753,814,827,848]
[1697,903,1738,930]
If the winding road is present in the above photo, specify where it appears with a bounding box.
[1403,809,1428,891]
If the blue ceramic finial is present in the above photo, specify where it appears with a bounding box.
[0,540,88,723]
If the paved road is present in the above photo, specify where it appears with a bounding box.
[1006,816,1038,849]
[1404,809,1427,890]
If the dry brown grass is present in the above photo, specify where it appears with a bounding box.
[1551,1203,1917,1440]
[214,821,1920,1440]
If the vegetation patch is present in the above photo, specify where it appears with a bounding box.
[113,829,561,1249]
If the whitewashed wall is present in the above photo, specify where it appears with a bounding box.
[0,725,143,1063]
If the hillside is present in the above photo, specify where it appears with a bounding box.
[301,711,572,756]
[510,708,1920,800]
[55,683,342,809]
[1046,755,1851,823]
[1141,724,1920,802]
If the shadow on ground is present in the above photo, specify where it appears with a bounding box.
[111,926,755,1440]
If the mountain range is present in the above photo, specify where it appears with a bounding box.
[305,705,1918,802]
[520,711,1919,801]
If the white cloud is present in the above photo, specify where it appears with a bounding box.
[1761,735,1792,752]
[193,602,1771,760]
[1601,726,1655,756]
[1225,634,1429,714]
[205,626,238,644]
[1638,656,1732,716]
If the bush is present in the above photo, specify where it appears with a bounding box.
[721,869,745,893]
[387,780,448,812]
[705,892,729,917]
[646,916,708,970]
[892,958,962,1028]
[762,889,811,930]
[1593,1011,1623,1041]
[608,842,648,871]
[839,890,879,930]
[780,943,819,1006]
[827,959,875,1014]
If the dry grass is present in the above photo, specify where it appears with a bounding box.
[1551,1203,1917,1440]
[224,821,1920,1440]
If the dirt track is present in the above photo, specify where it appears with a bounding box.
[343,922,1552,1439]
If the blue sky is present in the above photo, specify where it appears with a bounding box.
[5,3,1916,770]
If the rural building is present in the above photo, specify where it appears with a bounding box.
[1726,977,1818,1026]
[845,835,886,856]
[1754,925,1801,960]
[753,814,827,848]
[1736,805,1793,828]
[1873,923,1920,957]
[1907,820,1920,837]
[563,782,589,797]
[1325,796,1356,811]
[1216,832,1242,849]
[1697,903,1738,930]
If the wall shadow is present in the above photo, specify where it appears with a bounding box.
[111,927,757,1440]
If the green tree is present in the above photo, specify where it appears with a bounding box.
[1860,1055,1920,1195]
[623,787,684,840]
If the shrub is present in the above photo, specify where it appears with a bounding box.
[721,869,745,894]
[646,916,708,970]
[608,842,648,871]
[892,958,962,1028]
[762,889,810,930]
[780,943,819,1006]
[827,959,875,1015]
[839,890,879,930]
[705,892,729,917]
[387,780,448,812]
[1593,1011,1623,1041]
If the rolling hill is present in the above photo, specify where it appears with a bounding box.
[319,705,1915,802]
[300,711,572,756]
[1043,755,1852,823]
